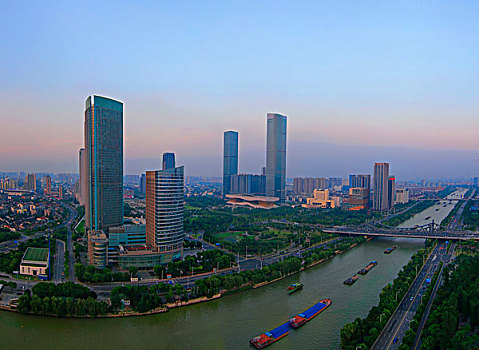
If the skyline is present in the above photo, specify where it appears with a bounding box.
[1,1,478,179]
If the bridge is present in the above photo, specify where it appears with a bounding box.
[323,222,479,241]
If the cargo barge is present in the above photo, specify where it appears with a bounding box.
[358,261,378,275]
[288,283,303,294]
[384,246,398,254]
[250,322,290,349]
[343,274,359,285]
[288,299,331,328]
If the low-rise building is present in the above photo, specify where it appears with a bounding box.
[225,194,279,209]
[20,247,49,276]
[305,189,340,208]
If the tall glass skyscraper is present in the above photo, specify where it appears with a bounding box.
[162,152,176,170]
[146,157,184,263]
[373,162,390,211]
[223,131,238,196]
[84,95,124,231]
[266,113,287,202]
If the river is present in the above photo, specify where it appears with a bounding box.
[1,238,424,350]
[398,189,466,228]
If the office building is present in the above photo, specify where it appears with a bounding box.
[223,131,238,196]
[79,148,86,205]
[146,157,184,263]
[373,162,390,211]
[292,177,330,196]
[162,152,176,170]
[84,95,124,231]
[388,176,396,209]
[349,187,370,210]
[306,189,340,208]
[474,177,478,187]
[230,173,266,195]
[266,113,287,202]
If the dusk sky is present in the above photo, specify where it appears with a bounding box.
[1,1,478,180]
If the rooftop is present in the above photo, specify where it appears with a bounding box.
[22,247,49,262]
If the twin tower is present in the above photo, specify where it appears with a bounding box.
[223,113,287,202]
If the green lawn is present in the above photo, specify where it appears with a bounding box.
[23,247,49,262]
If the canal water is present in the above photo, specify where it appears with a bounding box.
[1,238,424,350]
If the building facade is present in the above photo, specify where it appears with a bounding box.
[79,148,86,205]
[84,95,124,231]
[373,162,390,211]
[266,113,287,202]
[395,188,409,204]
[223,131,238,196]
[388,176,396,209]
[349,187,370,209]
[146,162,184,263]
[230,173,266,195]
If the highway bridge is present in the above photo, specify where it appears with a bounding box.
[323,222,479,241]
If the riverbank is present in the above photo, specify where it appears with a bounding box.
[1,237,366,318]
[0,238,425,350]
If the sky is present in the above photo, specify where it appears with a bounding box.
[1,1,478,180]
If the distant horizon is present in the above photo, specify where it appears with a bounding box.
[1,1,478,180]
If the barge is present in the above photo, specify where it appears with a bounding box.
[358,261,378,275]
[288,283,303,294]
[288,299,331,328]
[384,246,398,254]
[250,322,290,349]
[343,274,359,285]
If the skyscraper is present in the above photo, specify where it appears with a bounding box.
[84,95,123,231]
[373,162,390,211]
[146,156,184,263]
[223,131,238,196]
[79,148,86,205]
[388,176,396,209]
[266,113,287,201]
[162,152,176,170]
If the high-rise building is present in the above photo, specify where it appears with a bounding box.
[230,174,266,195]
[42,175,52,195]
[146,158,184,263]
[373,162,390,211]
[388,176,396,209]
[266,113,287,201]
[474,177,478,187]
[25,174,36,192]
[223,131,238,196]
[162,153,176,170]
[84,95,124,231]
[140,173,146,194]
[79,148,86,205]
[395,188,409,204]
[349,174,371,189]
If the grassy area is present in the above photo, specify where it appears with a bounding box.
[23,247,49,262]
[75,220,85,236]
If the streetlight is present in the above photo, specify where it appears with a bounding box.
[396,290,401,302]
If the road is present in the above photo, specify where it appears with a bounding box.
[58,201,77,281]
[371,242,451,350]
[53,239,65,282]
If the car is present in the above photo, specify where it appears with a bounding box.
[393,337,399,344]
[410,297,414,301]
